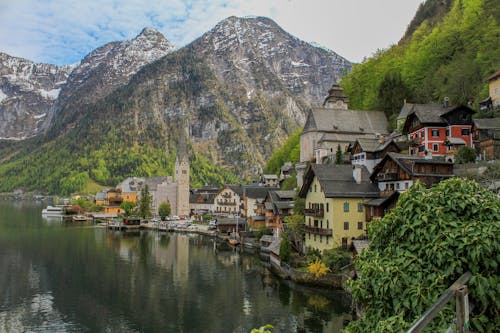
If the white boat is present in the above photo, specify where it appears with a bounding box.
[42,205,65,217]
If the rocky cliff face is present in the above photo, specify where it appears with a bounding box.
[0,53,73,139]
[48,27,174,133]
[0,28,173,140]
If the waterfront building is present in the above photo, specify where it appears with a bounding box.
[298,164,379,251]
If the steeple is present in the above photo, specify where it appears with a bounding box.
[174,109,190,216]
[322,84,349,109]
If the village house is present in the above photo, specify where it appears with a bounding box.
[241,185,276,218]
[363,191,400,222]
[299,84,388,164]
[402,102,475,161]
[348,137,401,173]
[189,186,219,216]
[370,152,454,195]
[264,190,295,231]
[479,70,500,110]
[261,174,279,187]
[213,185,242,216]
[298,164,379,251]
[472,118,500,161]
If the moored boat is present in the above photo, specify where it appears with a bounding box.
[72,215,89,222]
[42,205,65,217]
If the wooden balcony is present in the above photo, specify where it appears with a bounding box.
[377,172,398,181]
[304,208,324,217]
[304,225,332,236]
[217,200,237,206]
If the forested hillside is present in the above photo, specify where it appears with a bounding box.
[341,0,500,128]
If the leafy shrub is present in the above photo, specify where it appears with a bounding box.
[344,178,500,333]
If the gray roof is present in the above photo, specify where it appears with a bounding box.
[371,152,454,180]
[145,176,168,188]
[304,108,388,135]
[397,103,415,120]
[275,202,294,210]
[300,164,379,198]
[474,118,500,129]
[352,240,370,255]
[268,237,281,256]
[119,177,145,192]
[274,190,295,200]
[216,218,246,226]
[353,138,396,153]
[243,185,275,199]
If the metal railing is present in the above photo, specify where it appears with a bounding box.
[406,271,472,333]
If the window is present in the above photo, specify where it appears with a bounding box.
[358,221,363,230]
[314,220,318,227]
[396,183,400,190]
[433,144,439,152]
[182,170,187,174]
[320,235,322,243]
[494,87,499,95]
[421,131,425,138]
[326,237,329,245]
[308,218,311,226]
[357,203,363,212]
[314,234,316,241]
[344,221,349,230]
[431,129,440,137]
[461,128,470,136]
[343,202,349,212]
[326,203,329,212]
[326,220,329,229]
[446,129,449,136]
[314,184,317,192]
[405,182,410,190]
[418,145,425,152]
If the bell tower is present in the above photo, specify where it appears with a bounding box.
[175,112,190,217]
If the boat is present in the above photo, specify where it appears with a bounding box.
[42,205,65,217]
[228,238,240,246]
[72,215,89,222]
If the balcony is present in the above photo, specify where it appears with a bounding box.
[304,225,332,236]
[377,172,398,181]
[217,200,237,206]
[304,208,324,217]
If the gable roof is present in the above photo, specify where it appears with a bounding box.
[370,152,454,181]
[304,108,388,135]
[351,138,401,154]
[243,185,276,199]
[484,70,500,82]
[299,164,379,198]
[403,104,475,130]
[473,118,500,130]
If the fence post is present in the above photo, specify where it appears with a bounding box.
[456,285,470,333]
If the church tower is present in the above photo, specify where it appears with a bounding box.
[322,83,349,109]
[174,113,190,217]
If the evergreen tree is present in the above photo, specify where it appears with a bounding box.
[138,184,152,218]
[335,144,343,164]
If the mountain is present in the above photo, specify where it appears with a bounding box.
[340,0,500,127]
[49,27,174,135]
[0,53,73,140]
[0,16,351,194]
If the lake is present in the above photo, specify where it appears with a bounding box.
[0,201,352,332]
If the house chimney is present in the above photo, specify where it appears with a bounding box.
[353,165,363,184]
[443,97,449,108]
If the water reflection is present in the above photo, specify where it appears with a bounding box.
[0,201,351,332]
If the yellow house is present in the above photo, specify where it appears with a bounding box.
[484,70,500,108]
[298,164,379,252]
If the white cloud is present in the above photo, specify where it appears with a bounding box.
[0,0,423,65]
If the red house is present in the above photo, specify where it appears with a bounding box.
[402,103,475,162]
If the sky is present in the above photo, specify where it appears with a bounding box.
[0,0,423,66]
